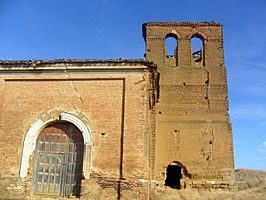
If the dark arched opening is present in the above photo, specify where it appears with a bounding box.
[165,164,182,189]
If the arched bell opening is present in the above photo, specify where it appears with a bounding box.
[191,34,205,65]
[164,33,179,66]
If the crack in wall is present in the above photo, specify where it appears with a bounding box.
[64,65,83,103]
[203,68,210,111]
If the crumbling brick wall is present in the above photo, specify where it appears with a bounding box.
[0,21,236,200]
[143,22,235,189]
[0,60,157,199]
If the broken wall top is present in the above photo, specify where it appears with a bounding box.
[0,59,157,72]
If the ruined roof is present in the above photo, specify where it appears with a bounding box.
[0,59,157,71]
[143,21,221,27]
[0,58,154,66]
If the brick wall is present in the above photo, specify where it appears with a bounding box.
[143,22,235,189]
[0,61,156,199]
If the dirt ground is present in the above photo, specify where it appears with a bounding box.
[151,183,266,200]
[151,169,266,200]
[1,169,266,199]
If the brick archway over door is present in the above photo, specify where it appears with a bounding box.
[20,112,92,179]
[32,121,84,197]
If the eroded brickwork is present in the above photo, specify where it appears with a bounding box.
[143,22,235,190]
[0,60,157,199]
[0,22,235,199]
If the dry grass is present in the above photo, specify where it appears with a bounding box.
[1,169,265,199]
[151,169,266,200]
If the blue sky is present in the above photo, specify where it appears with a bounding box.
[0,0,265,170]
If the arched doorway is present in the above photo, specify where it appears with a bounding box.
[31,121,84,197]
[165,164,182,189]
[165,161,190,189]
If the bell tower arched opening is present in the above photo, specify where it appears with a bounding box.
[191,34,204,65]
[164,33,178,66]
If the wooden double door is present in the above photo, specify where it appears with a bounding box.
[32,121,84,197]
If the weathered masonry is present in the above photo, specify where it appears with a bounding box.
[0,60,157,199]
[0,22,235,200]
[143,22,235,190]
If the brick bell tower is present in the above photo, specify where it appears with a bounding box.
[143,22,235,189]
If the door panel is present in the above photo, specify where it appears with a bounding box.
[32,122,84,197]
[33,153,64,195]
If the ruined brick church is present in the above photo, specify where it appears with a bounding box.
[0,22,235,199]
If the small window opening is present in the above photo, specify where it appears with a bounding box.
[165,36,178,58]
[191,36,204,63]
[165,164,182,189]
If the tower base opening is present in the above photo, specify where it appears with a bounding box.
[165,164,182,189]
